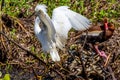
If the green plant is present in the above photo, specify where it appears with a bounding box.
[2,0,33,17]
[3,74,10,80]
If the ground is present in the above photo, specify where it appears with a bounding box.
[0,0,120,80]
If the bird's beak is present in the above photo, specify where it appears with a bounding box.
[103,18,108,30]
[105,23,108,30]
[27,12,35,19]
[34,10,42,17]
[34,10,44,20]
[35,12,38,17]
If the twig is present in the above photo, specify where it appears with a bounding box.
[78,30,88,80]
[114,52,120,62]
[78,30,88,54]
[107,66,117,80]
[0,62,22,66]
[0,32,65,78]
[11,16,30,35]
[0,21,8,53]
[0,32,46,65]
[1,0,4,11]
[50,68,66,80]
[1,31,7,51]
[0,2,8,60]
[32,67,39,80]
[104,52,112,67]
[90,63,105,77]
[111,52,116,63]
[0,62,6,66]
[97,63,109,74]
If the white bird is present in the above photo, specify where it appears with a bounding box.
[34,4,92,61]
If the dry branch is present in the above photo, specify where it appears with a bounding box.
[0,31,66,79]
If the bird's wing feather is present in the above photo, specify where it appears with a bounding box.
[34,17,41,34]
[34,17,50,52]
[38,10,56,42]
[52,6,72,39]
[82,31,103,36]
[52,6,92,39]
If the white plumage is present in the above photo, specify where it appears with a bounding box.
[34,4,92,61]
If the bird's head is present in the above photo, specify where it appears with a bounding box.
[103,18,109,30]
[34,4,47,17]
[103,18,115,31]
[35,4,47,12]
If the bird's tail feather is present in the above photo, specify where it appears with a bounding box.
[55,34,66,50]
[50,48,60,61]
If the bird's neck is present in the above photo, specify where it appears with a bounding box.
[34,17,41,34]
[103,26,114,40]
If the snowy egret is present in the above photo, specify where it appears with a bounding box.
[34,4,92,61]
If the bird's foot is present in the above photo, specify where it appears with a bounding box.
[99,51,107,59]
[93,45,110,66]
[94,45,107,59]
[99,51,111,67]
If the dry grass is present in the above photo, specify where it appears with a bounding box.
[0,0,120,80]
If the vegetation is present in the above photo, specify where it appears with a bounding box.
[0,0,120,80]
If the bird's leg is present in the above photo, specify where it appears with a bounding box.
[93,45,107,59]
[100,51,107,59]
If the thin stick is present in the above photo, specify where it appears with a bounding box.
[0,32,46,65]
[51,69,66,80]
[32,67,39,80]
[104,52,112,67]
[78,30,88,80]
[0,32,65,78]
[11,16,30,35]
[1,0,4,11]
[107,66,117,80]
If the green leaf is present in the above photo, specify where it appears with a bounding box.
[0,71,2,77]
[3,74,10,80]
[31,46,35,53]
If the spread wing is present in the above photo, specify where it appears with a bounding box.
[52,6,92,39]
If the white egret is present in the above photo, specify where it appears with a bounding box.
[34,4,92,61]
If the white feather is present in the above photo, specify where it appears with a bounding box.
[52,6,92,39]
[34,17,50,52]
[82,31,103,36]
[34,4,92,61]
[35,4,47,12]
[34,4,60,61]
[50,43,60,61]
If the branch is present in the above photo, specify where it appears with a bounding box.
[107,66,117,80]
[0,32,46,65]
[1,0,4,11]
[0,32,65,78]
[78,30,88,80]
